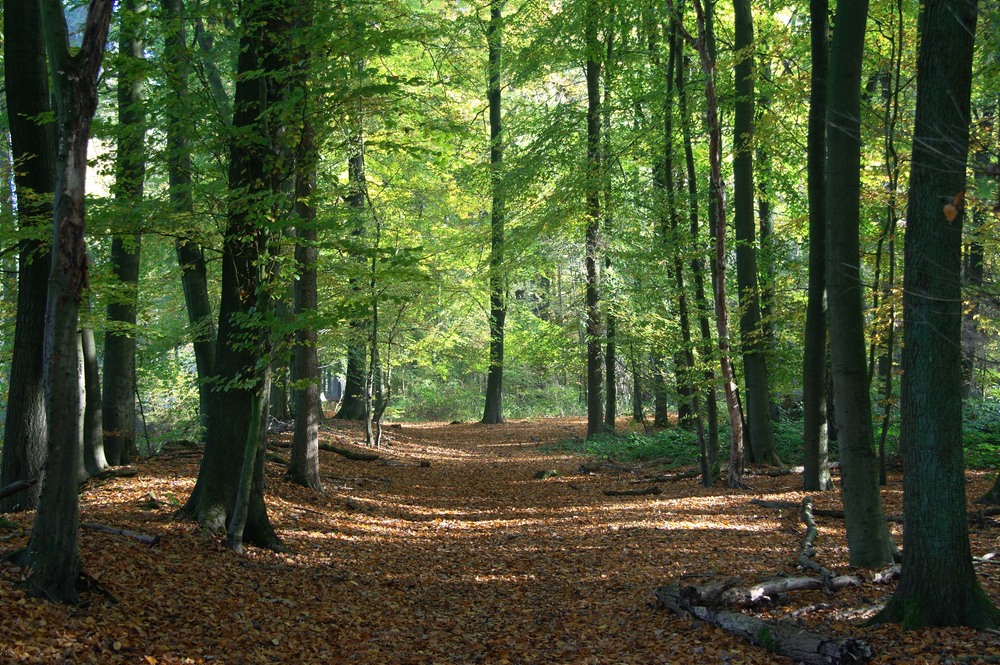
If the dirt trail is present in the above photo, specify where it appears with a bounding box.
[1,417,999,663]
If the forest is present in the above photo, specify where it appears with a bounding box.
[1,0,1000,661]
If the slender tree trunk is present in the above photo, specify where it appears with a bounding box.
[873,0,1000,627]
[28,0,114,604]
[103,0,146,466]
[687,0,746,487]
[825,0,895,567]
[676,33,719,472]
[482,0,506,425]
[602,20,617,432]
[802,0,831,492]
[732,0,775,465]
[584,0,605,439]
[163,0,216,430]
[0,0,57,512]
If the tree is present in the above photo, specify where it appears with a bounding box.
[27,0,114,603]
[182,0,290,551]
[802,0,832,492]
[679,0,746,487]
[482,0,507,425]
[162,0,216,429]
[103,0,147,466]
[287,1,323,491]
[336,62,372,422]
[825,0,896,567]
[872,0,1000,628]
[732,0,776,465]
[584,0,605,439]
[0,0,58,512]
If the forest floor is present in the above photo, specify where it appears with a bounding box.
[2,416,1000,664]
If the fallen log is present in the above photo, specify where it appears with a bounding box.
[654,582,873,665]
[799,497,836,578]
[319,443,380,461]
[720,575,860,607]
[639,469,700,483]
[0,478,38,502]
[604,486,662,497]
[81,522,159,545]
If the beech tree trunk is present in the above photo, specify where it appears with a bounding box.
[0,0,57,513]
[80,324,107,476]
[802,0,832,492]
[689,0,746,487]
[482,0,506,425]
[825,0,895,567]
[732,0,775,465]
[336,92,371,422]
[182,0,289,551]
[29,0,114,604]
[164,0,216,429]
[676,36,720,472]
[103,0,146,466]
[287,2,322,492]
[873,0,1000,628]
[584,0,605,439]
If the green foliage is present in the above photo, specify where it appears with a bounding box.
[964,399,1000,470]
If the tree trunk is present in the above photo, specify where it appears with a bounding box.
[689,0,746,487]
[825,0,895,567]
[336,91,371,422]
[802,0,832,492]
[182,0,289,551]
[163,0,216,430]
[0,0,57,513]
[732,0,774,466]
[482,0,506,425]
[80,324,107,476]
[873,0,1000,628]
[655,583,873,664]
[676,34,719,473]
[102,0,146,466]
[584,0,604,439]
[287,3,322,491]
[29,0,114,604]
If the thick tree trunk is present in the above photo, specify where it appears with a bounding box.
[182,0,288,551]
[584,0,604,439]
[336,107,370,422]
[0,0,57,513]
[29,0,114,604]
[802,0,832,492]
[102,0,146,466]
[287,5,322,491]
[163,0,216,429]
[873,0,1000,629]
[482,0,506,425]
[80,324,107,476]
[732,0,775,466]
[825,0,895,567]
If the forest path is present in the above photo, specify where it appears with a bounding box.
[2,417,999,663]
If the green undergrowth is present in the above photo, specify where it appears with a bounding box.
[547,399,1000,471]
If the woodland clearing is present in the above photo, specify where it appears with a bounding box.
[2,417,999,664]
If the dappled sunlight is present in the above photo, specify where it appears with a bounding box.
[3,418,997,663]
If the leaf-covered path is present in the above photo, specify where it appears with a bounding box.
[2,418,999,663]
